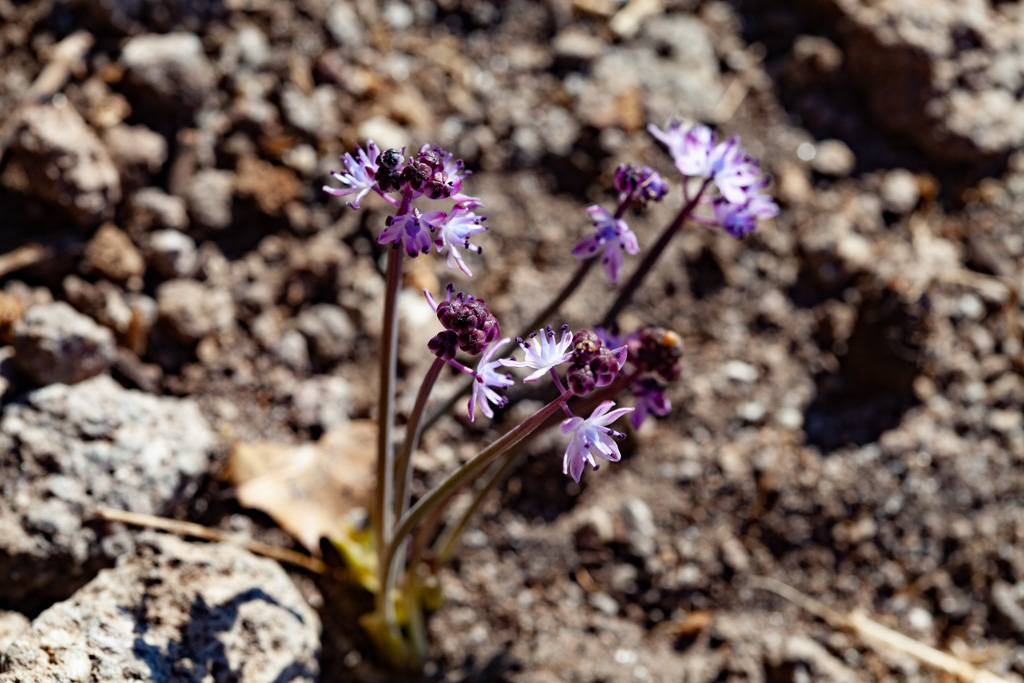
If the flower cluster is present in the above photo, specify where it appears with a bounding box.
[571,163,668,284]
[648,122,778,238]
[565,329,628,396]
[324,142,488,275]
[425,286,500,359]
[600,325,684,428]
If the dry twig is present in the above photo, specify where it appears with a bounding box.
[91,506,345,579]
[750,576,1010,683]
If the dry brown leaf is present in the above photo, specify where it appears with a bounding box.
[226,420,377,553]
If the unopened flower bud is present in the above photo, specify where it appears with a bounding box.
[591,348,620,387]
[428,330,459,360]
[572,329,602,365]
[567,364,596,396]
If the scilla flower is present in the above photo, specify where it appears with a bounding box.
[323,140,381,209]
[561,401,634,482]
[469,338,514,421]
[500,325,573,382]
[571,205,640,284]
[432,206,488,277]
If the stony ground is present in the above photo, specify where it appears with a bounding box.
[1,0,1024,681]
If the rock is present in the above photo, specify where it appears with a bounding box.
[120,33,217,115]
[552,29,607,69]
[186,168,235,230]
[3,101,121,226]
[290,375,352,431]
[83,223,146,282]
[0,292,25,343]
[11,301,116,386]
[0,377,213,611]
[0,533,319,682]
[101,123,168,189]
[0,609,29,652]
[578,16,722,129]
[147,229,198,280]
[880,168,920,214]
[810,0,1024,164]
[811,139,856,176]
[273,329,311,374]
[0,346,20,404]
[155,279,235,344]
[128,187,189,232]
[295,303,355,368]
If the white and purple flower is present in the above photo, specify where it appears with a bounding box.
[560,401,634,482]
[378,208,447,257]
[469,338,514,421]
[571,205,640,284]
[500,325,574,383]
[323,140,382,209]
[432,206,488,277]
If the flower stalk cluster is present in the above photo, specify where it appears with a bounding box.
[322,120,776,670]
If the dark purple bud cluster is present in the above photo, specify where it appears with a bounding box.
[627,326,683,382]
[429,292,500,357]
[615,164,668,209]
[373,146,460,201]
[567,329,623,396]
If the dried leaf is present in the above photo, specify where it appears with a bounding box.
[226,420,377,553]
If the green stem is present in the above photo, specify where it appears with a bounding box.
[600,179,711,328]
[394,357,445,521]
[434,448,524,564]
[379,389,573,632]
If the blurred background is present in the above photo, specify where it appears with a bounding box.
[1,0,1023,681]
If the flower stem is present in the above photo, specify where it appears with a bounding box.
[379,389,572,633]
[374,247,404,563]
[600,179,711,328]
[433,448,524,564]
[394,357,445,521]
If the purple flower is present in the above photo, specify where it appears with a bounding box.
[378,208,446,257]
[571,205,640,284]
[706,136,761,205]
[647,123,714,178]
[615,164,668,207]
[711,189,779,239]
[631,377,671,428]
[432,206,488,277]
[500,325,573,382]
[323,141,381,209]
[469,338,514,421]
[647,123,764,205]
[560,401,634,482]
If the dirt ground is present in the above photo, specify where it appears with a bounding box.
[2,0,1024,681]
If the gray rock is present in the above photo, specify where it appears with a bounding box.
[129,187,189,231]
[813,0,1024,164]
[880,168,920,214]
[295,304,354,367]
[120,33,217,113]
[0,609,28,653]
[812,139,857,177]
[291,375,352,431]
[148,229,199,279]
[11,301,116,386]
[101,123,168,189]
[187,168,235,230]
[0,376,213,611]
[156,279,235,343]
[0,532,319,682]
[273,329,311,374]
[4,102,121,226]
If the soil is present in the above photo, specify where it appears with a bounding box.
[2,0,1024,681]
